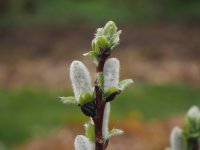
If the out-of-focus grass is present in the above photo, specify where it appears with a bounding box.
[0,87,86,147]
[112,84,200,119]
[1,0,200,27]
[0,84,200,148]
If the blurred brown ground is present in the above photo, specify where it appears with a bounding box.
[14,116,183,150]
[0,23,200,88]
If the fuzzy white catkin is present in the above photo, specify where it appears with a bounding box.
[170,127,186,150]
[70,61,93,102]
[102,58,120,140]
[103,58,120,90]
[187,105,200,119]
[74,135,94,150]
[102,102,110,139]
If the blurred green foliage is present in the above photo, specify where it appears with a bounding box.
[0,84,200,148]
[0,0,200,27]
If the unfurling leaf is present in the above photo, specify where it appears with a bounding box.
[103,86,120,102]
[108,128,124,138]
[110,30,122,48]
[79,92,93,105]
[59,96,77,105]
[103,21,117,40]
[85,121,95,142]
[83,51,99,66]
[95,36,110,51]
[95,28,104,39]
[187,106,200,119]
[118,79,134,90]
[97,72,104,90]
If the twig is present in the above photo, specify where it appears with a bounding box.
[92,48,111,150]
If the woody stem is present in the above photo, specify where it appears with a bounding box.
[92,48,110,150]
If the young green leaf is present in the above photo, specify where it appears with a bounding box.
[103,86,120,102]
[187,106,200,119]
[59,96,78,105]
[108,128,124,138]
[97,72,104,90]
[183,117,200,138]
[110,30,122,48]
[118,79,134,90]
[103,21,117,40]
[96,36,110,50]
[103,87,119,98]
[85,121,95,142]
[92,40,96,51]
[95,28,104,38]
[83,51,97,57]
[79,92,93,105]
[83,52,91,56]
[83,51,99,66]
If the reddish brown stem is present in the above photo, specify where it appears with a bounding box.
[93,85,105,150]
[92,49,110,150]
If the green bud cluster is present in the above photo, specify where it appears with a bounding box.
[183,106,200,150]
[84,21,122,65]
[167,106,200,150]
[92,21,121,52]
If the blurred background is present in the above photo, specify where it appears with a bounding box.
[0,0,200,150]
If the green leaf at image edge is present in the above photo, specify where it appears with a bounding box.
[59,96,78,105]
